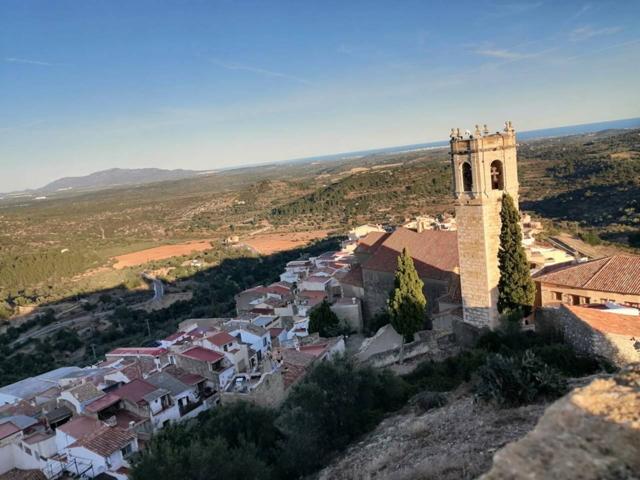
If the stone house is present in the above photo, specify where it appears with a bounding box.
[534,254,640,308]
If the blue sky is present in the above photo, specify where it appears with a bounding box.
[1,1,639,192]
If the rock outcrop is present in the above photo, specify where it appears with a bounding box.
[481,364,640,480]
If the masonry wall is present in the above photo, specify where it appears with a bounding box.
[537,282,640,308]
[221,370,285,408]
[455,198,502,329]
[331,301,363,333]
[361,269,449,327]
[359,331,458,368]
[536,306,640,366]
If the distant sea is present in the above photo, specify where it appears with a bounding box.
[289,116,640,165]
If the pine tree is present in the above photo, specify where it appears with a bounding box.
[308,299,340,337]
[497,193,536,315]
[388,248,427,342]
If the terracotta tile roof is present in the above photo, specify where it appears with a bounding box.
[362,228,459,281]
[161,365,205,385]
[119,358,158,381]
[85,392,121,413]
[355,232,389,253]
[564,304,640,336]
[57,415,102,440]
[0,422,20,440]
[269,328,284,338]
[23,431,54,445]
[534,254,640,295]
[112,379,159,405]
[206,331,237,347]
[0,469,47,480]
[298,290,327,300]
[163,331,186,342]
[281,362,309,389]
[68,424,136,457]
[339,265,363,287]
[180,346,225,363]
[266,284,292,296]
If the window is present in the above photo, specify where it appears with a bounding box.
[263,337,267,347]
[24,447,32,455]
[461,162,473,192]
[490,160,504,190]
[223,344,229,352]
[121,443,133,458]
[571,295,580,305]
[553,291,563,301]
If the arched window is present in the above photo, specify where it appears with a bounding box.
[490,160,504,190]
[461,162,473,192]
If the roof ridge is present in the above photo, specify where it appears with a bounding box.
[582,255,616,289]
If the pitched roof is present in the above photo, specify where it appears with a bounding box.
[206,331,236,347]
[112,379,161,405]
[0,469,47,480]
[535,254,640,295]
[564,304,640,336]
[0,422,20,440]
[85,392,121,413]
[68,424,135,457]
[145,371,191,397]
[362,228,459,280]
[180,346,225,363]
[0,415,37,430]
[57,415,102,440]
[355,231,389,253]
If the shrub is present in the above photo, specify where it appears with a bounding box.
[414,391,447,412]
[475,350,567,407]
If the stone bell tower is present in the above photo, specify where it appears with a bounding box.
[450,122,519,329]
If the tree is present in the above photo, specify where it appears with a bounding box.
[388,248,426,342]
[308,299,340,337]
[497,193,535,315]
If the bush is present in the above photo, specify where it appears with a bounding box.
[414,391,447,412]
[475,350,567,407]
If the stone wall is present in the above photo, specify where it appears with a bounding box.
[361,269,449,327]
[536,306,640,366]
[455,199,502,330]
[330,300,363,333]
[537,282,640,308]
[221,370,285,408]
[359,330,458,368]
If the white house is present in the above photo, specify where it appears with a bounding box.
[58,382,105,414]
[225,322,271,360]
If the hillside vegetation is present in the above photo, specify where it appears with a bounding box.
[1,128,639,311]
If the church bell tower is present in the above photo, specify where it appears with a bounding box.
[450,122,519,329]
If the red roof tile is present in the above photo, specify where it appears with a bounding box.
[269,328,284,338]
[206,331,236,347]
[0,422,20,440]
[57,416,102,440]
[362,228,459,280]
[535,254,640,295]
[180,346,224,363]
[564,304,640,336]
[85,392,121,413]
[68,424,136,457]
[112,379,158,405]
[355,232,389,253]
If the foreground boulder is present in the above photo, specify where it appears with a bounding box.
[481,364,640,480]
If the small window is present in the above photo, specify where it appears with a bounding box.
[553,291,563,301]
[25,447,32,455]
[121,443,133,458]
[263,338,267,347]
[490,160,504,190]
[461,162,473,192]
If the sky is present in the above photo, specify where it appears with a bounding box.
[1,1,639,192]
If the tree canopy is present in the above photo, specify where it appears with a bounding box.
[497,193,535,315]
[308,299,340,337]
[388,248,427,342]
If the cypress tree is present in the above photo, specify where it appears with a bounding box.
[308,299,340,337]
[497,193,535,315]
[388,248,427,342]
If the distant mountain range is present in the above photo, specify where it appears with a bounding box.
[4,116,639,198]
[36,168,206,193]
